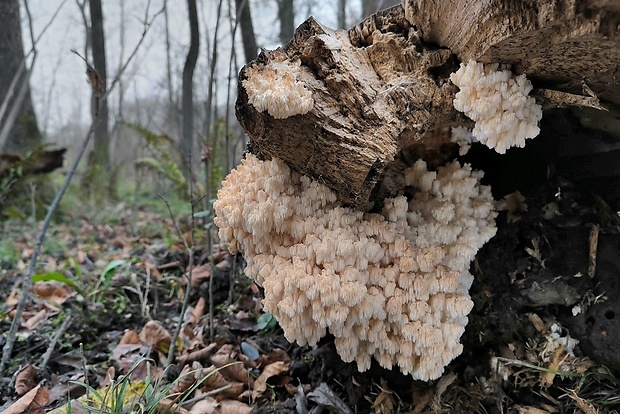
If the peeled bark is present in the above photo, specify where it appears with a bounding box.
[236,0,620,209]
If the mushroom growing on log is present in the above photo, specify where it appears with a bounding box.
[217,0,619,379]
[236,0,619,209]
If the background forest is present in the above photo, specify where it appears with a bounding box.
[1,0,398,214]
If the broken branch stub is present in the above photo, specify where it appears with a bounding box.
[236,7,461,209]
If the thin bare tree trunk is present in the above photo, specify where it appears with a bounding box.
[235,0,258,62]
[163,1,179,136]
[182,0,200,181]
[277,0,294,45]
[89,0,109,167]
[338,0,346,29]
[0,0,41,154]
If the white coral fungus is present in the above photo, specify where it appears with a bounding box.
[450,126,476,156]
[450,60,542,154]
[214,154,497,380]
[243,60,314,119]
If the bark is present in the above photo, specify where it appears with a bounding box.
[236,0,620,209]
[277,0,294,45]
[236,0,258,62]
[0,149,65,178]
[0,0,41,154]
[89,0,109,167]
[182,0,200,176]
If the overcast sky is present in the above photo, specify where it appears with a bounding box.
[21,0,357,136]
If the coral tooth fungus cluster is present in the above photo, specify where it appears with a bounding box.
[214,154,496,380]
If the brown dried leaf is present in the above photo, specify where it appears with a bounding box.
[99,366,116,388]
[158,397,191,414]
[370,379,395,414]
[258,348,291,367]
[139,320,172,353]
[189,397,219,414]
[178,342,219,365]
[110,344,155,380]
[252,361,290,398]
[189,264,212,288]
[15,364,36,396]
[170,364,196,400]
[3,383,49,414]
[217,400,253,414]
[541,347,567,387]
[210,345,253,386]
[32,281,72,305]
[24,309,48,330]
[192,297,206,323]
[199,365,231,391]
[119,329,140,345]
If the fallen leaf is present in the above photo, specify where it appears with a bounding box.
[15,364,36,396]
[24,309,48,330]
[3,383,49,414]
[252,361,290,398]
[258,348,291,367]
[307,383,353,414]
[139,320,172,353]
[210,345,253,385]
[370,379,395,414]
[177,342,219,365]
[217,399,253,414]
[189,264,211,288]
[189,397,219,414]
[170,364,197,400]
[119,329,140,345]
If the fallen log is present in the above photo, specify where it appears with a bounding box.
[236,0,619,209]
[0,148,66,178]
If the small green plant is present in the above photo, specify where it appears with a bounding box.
[32,258,130,303]
[0,239,19,268]
[257,313,277,331]
[64,357,233,414]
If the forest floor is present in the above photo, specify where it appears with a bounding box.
[1,169,620,414]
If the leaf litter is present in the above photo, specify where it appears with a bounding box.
[1,185,620,413]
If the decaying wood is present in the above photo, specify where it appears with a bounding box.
[0,149,66,178]
[237,0,619,208]
[404,0,620,105]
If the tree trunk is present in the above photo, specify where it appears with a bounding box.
[236,0,258,62]
[89,0,109,167]
[236,1,620,209]
[277,0,295,45]
[182,0,200,179]
[337,0,346,29]
[0,0,41,154]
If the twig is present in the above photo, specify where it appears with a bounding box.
[39,315,72,372]
[179,384,233,407]
[208,227,215,341]
[158,193,194,366]
[588,224,600,279]
[0,4,165,375]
